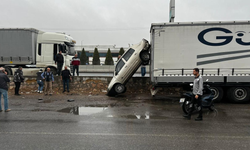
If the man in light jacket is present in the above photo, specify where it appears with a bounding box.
[183,68,203,121]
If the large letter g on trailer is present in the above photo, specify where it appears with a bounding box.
[198,28,233,46]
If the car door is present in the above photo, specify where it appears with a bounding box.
[119,48,136,82]
[115,59,126,83]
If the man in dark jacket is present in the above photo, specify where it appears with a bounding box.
[36,69,44,93]
[61,66,72,93]
[13,66,24,96]
[0,67,11,112]
[71,54,80,76]
[55,50,64,76]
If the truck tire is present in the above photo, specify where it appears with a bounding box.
[210,87,223,103]
[227,87,250,103]
[114,83,126,94]
[140,51,150,62]
[4,67,12,75]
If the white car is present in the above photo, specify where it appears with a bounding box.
[107,39,150,96]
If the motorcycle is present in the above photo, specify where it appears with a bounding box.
[180,79,215,114]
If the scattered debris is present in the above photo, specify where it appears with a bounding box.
[67,99,75,102]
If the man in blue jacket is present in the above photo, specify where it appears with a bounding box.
[41,68,54,96]
[0,67,11,112]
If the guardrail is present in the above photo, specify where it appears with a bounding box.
[78,65,149,73]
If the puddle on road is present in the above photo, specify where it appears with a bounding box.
[58,107,168,119]
[58,107,108,116]
[107,111,169,120]
[114,115,169,120]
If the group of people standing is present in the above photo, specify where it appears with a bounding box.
[35,51,80,95]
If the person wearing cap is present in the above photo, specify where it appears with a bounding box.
[36,69,44,93]
[0,67,11,112]
[13,66,24,96]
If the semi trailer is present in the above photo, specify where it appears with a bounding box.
[150,21,250,103]
[0,28,76,76]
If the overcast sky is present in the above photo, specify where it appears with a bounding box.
[1,0,250,47]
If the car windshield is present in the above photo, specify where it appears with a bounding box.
[115,60,125,74]
[122,48,135,61]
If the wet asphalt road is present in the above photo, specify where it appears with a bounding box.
[0,95,250,150]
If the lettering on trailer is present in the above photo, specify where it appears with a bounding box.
[197,27,250,65]
[198,27,250,46]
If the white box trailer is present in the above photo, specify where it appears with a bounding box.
[0,29,38,65]
[150,21,250,103]
[0,28,76,76]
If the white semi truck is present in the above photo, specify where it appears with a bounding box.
[150,21,250,103]
[0,28,76,76]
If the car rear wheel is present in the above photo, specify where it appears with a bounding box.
[114,83,126,94]
[107,88,117,97]
[140,51,150,62]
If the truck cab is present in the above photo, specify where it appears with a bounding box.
[36,31,76,74]
[0,28,76,76]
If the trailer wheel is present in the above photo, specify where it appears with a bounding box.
[140,51,150,62]
[114,83,126,94]
[210,87,223,103]
[227,87,250,103]
[4,67,12,75]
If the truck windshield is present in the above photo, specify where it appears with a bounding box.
[115,59,125,75]
[65,42,75,56]
[68,46,75,56]
[122,48,135,61]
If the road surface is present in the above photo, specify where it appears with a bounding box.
[0,94,249,150]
